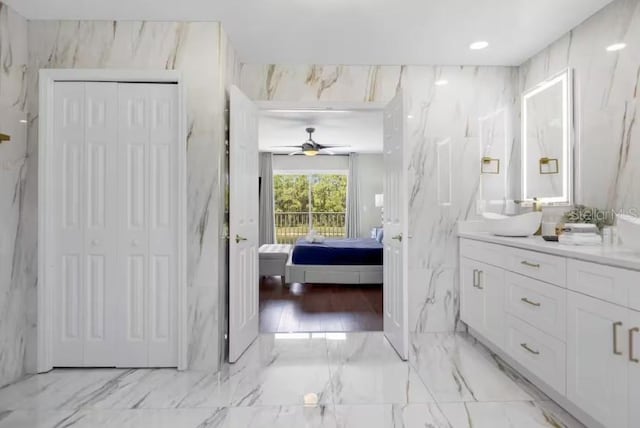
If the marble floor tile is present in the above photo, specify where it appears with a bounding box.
[227,333,333,407]
[176,369,237,408]
[0,369,130,410]
[0,410,76,428]
[438,401,586,428]
[222,405,336,428]
[333,404,451,428]
[0,408,228,428]
[80,369,212,410]
[410,333,535,403]
[327,333,434,404]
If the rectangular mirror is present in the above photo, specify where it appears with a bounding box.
[522,69,573,205]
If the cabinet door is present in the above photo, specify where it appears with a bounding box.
[478,262,506,348]
[567,291,628,428]
[460,258,483,331]
[460,258,505,347]
[629,309,640,428]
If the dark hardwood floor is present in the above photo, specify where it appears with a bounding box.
[259,276,383,333]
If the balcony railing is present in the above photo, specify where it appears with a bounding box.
[275,212,346,244]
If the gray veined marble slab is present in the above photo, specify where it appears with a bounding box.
[438,401,585,428]
[333,404,451,428]
[326,333,435,405]
[409,333,536,403]
[0,369,129,411]
[0,3,28,112]
[225,334,333,407]
[222,406,336,428]
[0,408,229,428]
[0,1,29,390]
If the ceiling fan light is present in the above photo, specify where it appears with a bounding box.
[304,149,319,157]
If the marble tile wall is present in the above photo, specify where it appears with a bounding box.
[22,20,229,373]
[519,0,640,213]
[0,2,29,388]
[240,65,519,332]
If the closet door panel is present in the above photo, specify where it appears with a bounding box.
[53,82,86,366]
[116,84,150,367]
[147,85,178,366]
[83,83,119,366]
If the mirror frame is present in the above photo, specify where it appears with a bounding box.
[521,68,573,206]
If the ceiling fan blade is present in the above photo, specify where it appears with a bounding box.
[288,151,303,156]
[318,144,350,149]
[271,145,304,148]
[321,149,336,155]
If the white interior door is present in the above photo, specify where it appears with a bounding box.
[116,83,179,368]
[383,90,409,360]
[229,86,260,363]
[52,82,119,366]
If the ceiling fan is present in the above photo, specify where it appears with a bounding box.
[274,127,349,156]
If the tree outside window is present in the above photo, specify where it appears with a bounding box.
[273,174,347,243]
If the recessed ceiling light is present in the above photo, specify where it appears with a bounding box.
[469,41,489,50]
[435,79,449,86]
[606,42,627,52]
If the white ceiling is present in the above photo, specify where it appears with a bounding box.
[259,110,383,154]
[5,0,614,65]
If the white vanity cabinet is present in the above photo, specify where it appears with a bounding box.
[459,234,640,428]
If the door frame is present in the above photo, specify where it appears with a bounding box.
[37,69,188,372]
[230,99,407,353]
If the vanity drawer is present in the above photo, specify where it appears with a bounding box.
[505,314,566,395]
[568,259,640,310]
[505,272,566,341]
[460,239,506,268]
[507,248,566,287]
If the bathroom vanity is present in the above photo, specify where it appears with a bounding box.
[459,232,640,428]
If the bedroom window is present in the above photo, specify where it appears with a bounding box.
[273,173,348,244]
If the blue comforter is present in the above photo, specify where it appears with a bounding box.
[292,238,383,266]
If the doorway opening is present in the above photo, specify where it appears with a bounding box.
[228,91,409,363]
[260,123,383,333]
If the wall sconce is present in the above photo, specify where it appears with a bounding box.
[0,133,10,143]
[481,157,500,174]
[539,157,559,175]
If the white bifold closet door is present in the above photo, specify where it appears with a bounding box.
[52,81,178,368]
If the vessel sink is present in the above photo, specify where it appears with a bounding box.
[482,212,543,237]
[617,214,640,252]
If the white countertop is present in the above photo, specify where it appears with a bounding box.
[458,231,640,271]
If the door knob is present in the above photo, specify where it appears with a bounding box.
[91,239,100,246]
[132,239,140,247]
[235,234,248,244]
[391,234,403,242]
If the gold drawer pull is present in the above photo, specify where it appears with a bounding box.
[630,327,639,363]
[520,343,540,355]
[521,261,541,268]
[613,322,623,355]
[521,297,541,307]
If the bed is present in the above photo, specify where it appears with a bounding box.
[285,238,383,285]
